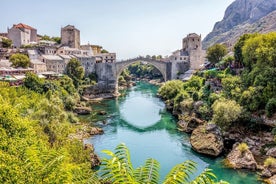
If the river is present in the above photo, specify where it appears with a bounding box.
[84,81,260,183]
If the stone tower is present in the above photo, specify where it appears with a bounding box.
[61,25,80,48]
[182,33,205,70]
[182,33,202,53]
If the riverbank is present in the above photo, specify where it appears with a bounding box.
[157,78,276,183]
[85,81,260,183]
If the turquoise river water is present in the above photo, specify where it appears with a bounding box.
[84,81,261,183]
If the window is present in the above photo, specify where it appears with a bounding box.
[175,57,177,60]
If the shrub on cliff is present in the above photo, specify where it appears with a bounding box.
[158,80,184,100]
[211,98,242,130]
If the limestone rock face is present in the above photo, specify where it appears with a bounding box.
[84,144,101,168]
[266,175,276,184]
[226,144,257,170]
[190,124,224,156]
[73,106,92,115]
[267,147,276,158]
[178,117,205,133]
[89,127,104,135]
[203,0,276,49]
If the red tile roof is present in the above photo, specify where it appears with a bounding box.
[14,23,36,30]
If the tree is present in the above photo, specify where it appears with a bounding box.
[206,44,227,65]
[101,49,109,53]
[242,32,276,69]
[158,80,184,100]
[23,72,44,93]
[41,34,51,41]
[9,53,30,68]
[40,35,61,44]
[66,58,85,87]
[100,143,226,184]
[234,34,256,67]
[1,38,12,48]
[52,37,61,44]
[157,55,163,60]
[212,98,242,130]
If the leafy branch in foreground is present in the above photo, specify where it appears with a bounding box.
[99,143,228,184]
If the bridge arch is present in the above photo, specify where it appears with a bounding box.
[115,57,168,83]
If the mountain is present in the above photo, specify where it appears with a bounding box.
[202,0,276,49]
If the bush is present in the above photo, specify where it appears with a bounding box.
[179,98,194,113]
[158,80,184,100]
[264,157,276,168]
[237,143,248,154]
[212,98,242,130]
[266,98,276,117]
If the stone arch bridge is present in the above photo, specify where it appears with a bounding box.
[115,57,170,81]
[85,57,189,96]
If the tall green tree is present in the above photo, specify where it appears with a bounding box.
[206,44,227,65]
[66,58,85,88]
[233,33,257,67]
[9,53,30,68]
[100,143,226,184]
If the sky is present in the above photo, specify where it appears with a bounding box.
[1,0,234,59]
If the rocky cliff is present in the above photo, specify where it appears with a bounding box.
[203,0,276,49]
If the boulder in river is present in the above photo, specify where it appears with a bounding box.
[73,106,92,115]
[98,110,107,115]
[89,127,104,135]
[190,124,224,157]
[226,143,257,170]
[178,117,205,133]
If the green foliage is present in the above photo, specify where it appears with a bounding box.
[101,49,109,53]
[100,143,223,184]
[242,32,276,69]
[212,98,242,130]
[0,86,97,183]
[183,75,205,92]
[1,38,12,48]
[264,157,276,168]
[234,33,257,65]
[158,80,184,100]
[237,143,249,153]
[266,98,276,117]
[127,62,162,79]
[221,76,242,99]
[66,58,85,88]
[23,72,44,93]
[9,53,30,68]
[206,44,227,65]
[41,35,61,44]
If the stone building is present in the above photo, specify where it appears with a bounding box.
[95,53,116,63]
[181,33,205,70]
[41,55,65,74]
[28,50,47,73]
[61,25,80,49]
[91,45,102,55]
[7,23,37,48]
[169,33,206,79]
[57,46,95,75]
